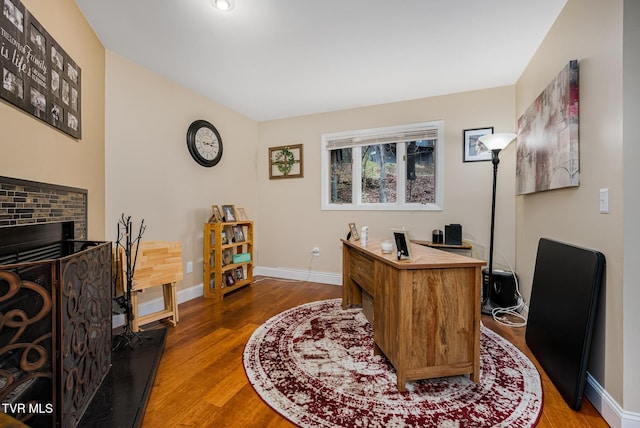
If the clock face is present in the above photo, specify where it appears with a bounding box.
[187,120,223,167]
[195,127,220,161]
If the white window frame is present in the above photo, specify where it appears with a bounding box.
[321,121,444,211]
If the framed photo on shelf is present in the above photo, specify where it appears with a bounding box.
[209,205,223,223]
[233,226,245,242]
[392,228,413,260]
[223,225,235,242]
[348,222,360,241]
[463,127,494,162]
[222,249,233,266]
[234,267,244,281]
[222,205,236,222]
[269,144,304,179]
[236,207,248,220]
[225,272,235,286]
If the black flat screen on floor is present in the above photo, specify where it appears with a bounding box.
[525,238,605,410]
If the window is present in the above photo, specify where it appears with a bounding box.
[321,121,443,211]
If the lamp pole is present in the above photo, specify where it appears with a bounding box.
[477,132,516,309]
[486,148,501,306]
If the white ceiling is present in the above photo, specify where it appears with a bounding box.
[74,0,567,122]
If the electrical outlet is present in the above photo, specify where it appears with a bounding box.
[186,261,193,274]
[312,247,320,256]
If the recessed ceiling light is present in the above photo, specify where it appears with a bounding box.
[211,0,234,12]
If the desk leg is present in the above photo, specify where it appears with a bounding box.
[373,342,406,391]
[342,279,349,309]
[471,266,482,383]
[396,371,406,392]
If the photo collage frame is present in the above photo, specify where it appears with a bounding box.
[1,0,81,138]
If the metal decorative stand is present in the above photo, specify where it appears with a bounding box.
[113,214,146,351]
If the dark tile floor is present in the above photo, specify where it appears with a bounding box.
[78,328,166,428]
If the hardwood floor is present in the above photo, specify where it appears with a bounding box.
[141,277,608,427]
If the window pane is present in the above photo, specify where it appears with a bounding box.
[361,143,397,203]
[322,121,442,211]
[330,148,352,203]
[405,140,435,203]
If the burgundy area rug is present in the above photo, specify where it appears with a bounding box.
[243,299,542,428]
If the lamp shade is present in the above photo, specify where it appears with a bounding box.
[478,133,517,151]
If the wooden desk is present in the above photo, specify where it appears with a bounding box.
[411,239,473,257]
[342,238,485,391]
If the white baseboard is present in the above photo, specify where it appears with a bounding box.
[113,267,640,427]
[112,283,204,328]
[253,266,342,285]
[113,266,341,328]
[586,373,640,428]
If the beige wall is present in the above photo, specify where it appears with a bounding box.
[257,86,516,276]
[515,0,635,410]
[0,0,105,239]
[104,52,259,298]
[623,0,640,411]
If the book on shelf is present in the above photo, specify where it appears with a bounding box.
[232,252,251,264]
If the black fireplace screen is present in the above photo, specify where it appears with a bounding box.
[0,222,111,428]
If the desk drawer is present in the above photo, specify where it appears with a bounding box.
[349,250,375,294]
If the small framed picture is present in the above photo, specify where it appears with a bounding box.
[225,273,235,286]
[234,267,244,281]
[233,226,245,243]
[348,222,360,241]
[209,205,223,223]
[463,127,494,162]
[236,207,248,220]
[222,205,237,222]
[391,228,412,260]
[222,249,233,266]
[223,225,235,242]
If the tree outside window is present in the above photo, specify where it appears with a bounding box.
[323,121,442,211]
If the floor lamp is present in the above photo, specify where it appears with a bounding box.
[477,132,517,308]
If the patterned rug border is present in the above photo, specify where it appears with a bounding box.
[244,299,543,427]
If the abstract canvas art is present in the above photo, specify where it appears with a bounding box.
[516,60,579,194]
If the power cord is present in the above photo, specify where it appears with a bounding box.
[307,250,315,281]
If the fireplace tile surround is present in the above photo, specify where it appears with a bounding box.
[0,176,87,239]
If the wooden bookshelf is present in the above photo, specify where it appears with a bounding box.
[203,220,253,301]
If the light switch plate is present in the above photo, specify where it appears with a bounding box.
[599,188,609,214]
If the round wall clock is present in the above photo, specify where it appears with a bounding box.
[186,120,223,167]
